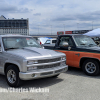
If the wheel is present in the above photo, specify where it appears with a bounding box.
[52,74,59,78]
[5,65,22,87]
[82,59,100,76]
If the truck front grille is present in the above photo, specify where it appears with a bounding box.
[55,68,64,73]
[37,63,60,69]
[40,72,53,76]
[38,57,61,63]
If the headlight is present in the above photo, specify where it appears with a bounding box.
[61,56,66,60]
[27,66,37,71]
[27,60,38,65]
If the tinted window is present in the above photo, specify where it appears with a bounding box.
[52,40,56,43]
[59,36,74,46]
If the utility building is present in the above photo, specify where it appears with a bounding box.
[0,15,29,35]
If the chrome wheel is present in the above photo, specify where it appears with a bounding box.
[85,62,96,74]
[7,69,16,84]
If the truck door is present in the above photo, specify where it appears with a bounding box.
[55,36,75,67]
[73,50,82,68]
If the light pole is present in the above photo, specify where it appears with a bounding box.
[38,25,39,35]
[77,23,79,30]
[92,21,93,30]
[63,24,65,34]
[51,25,52,35]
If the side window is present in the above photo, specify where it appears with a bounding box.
[3,38,17,48]
[0,42,1,51]
[59,36,74,47]
[0,43,1,50]
[45,40,51,44]
[52,40,56,43]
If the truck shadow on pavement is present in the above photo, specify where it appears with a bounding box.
[22,77,63,88]
[65,66,100,78]
[0,75,63,88]
[0,67,100,88]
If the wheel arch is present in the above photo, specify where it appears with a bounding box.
[4,62,20,74]
[79,57,100,68]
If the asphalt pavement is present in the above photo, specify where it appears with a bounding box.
[0,67,100,100]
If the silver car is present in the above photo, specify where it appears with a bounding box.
[0,35,68,87]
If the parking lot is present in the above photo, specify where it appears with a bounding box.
[0,67,100,100]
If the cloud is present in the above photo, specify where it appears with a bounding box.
[33,13,41,16]
[0,6,30,13]
[77,11,100,21]
[0,6,17,12]
[1,0,100,35]
[51,10,100,22]
[52,16,76,21]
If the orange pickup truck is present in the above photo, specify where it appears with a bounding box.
[44,34,100,76]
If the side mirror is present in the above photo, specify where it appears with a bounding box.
[62,42,69,47]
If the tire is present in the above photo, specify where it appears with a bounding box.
[5,65,22,87]
[82,59,100,76]
[52,74,59,78]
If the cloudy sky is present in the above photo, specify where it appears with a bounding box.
[1,0,100,35]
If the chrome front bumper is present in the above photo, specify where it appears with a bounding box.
[19,65,68,80]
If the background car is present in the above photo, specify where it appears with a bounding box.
[43,38,57,48]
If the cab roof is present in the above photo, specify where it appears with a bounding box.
[58,34,87,37]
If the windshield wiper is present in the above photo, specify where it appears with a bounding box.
[5,47,19,50]
[80,44,86,45]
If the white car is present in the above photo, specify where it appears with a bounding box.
[43,38,57,48]
[35,37,49,45]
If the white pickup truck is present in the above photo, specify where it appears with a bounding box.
[0,35,68,87]
[43,38,57,48]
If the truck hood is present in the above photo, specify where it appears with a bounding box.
[6,47,64,59]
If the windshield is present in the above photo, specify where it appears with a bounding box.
[2,37,41,50]
[73,35,97,47]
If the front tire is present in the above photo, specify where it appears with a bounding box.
[82,59,100,76]
[5,65,21,87]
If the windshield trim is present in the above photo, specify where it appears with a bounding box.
[72,36,78,46]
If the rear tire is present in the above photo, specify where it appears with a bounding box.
[82,59,100,76]
[5,65,22,87]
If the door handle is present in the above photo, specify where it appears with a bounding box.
[75,53,80,56]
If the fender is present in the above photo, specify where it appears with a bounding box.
[79,57,100,68]
[3,60,22,74]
